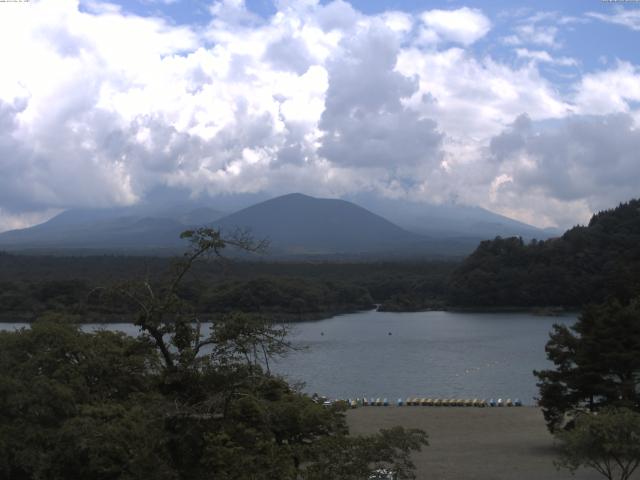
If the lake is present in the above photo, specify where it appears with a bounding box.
[0,310,576,405]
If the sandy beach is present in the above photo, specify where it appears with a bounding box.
[347,406,631,480]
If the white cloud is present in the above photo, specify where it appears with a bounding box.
[419,7,491,46]
[503,12,561,48]
[0,0,638,232]
[504,24,558,47]
[515,48,577,67]
[573,62,640,116]
[587,8,640,31]
[396,47,570,140]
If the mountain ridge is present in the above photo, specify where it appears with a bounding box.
[0,193,553,257]
[212,193,422,255]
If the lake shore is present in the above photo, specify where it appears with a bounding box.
[347,407,609,480]
[0,305,580,324]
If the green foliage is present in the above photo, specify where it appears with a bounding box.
[534,296,640,431]
[0,322,167,480]
[201,277,374,317]
[300,426,428,480]
[0,254,455,321]
[555,408,640,480]
[0,228,428,479]
[448,199,640,307]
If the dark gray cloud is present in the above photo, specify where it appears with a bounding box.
[490,113,640,211]
[0,98,138,214]
[318,24,443,167]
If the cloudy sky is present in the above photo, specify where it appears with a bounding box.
[1,0,639,232]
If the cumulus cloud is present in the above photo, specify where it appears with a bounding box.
[396,47,570,140]
[487,113,640,219]
[573,62,640,115]
[419,7,491,46]
[318,24,442,168]
[0,0,639,232]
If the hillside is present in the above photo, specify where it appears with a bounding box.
[0,192,554,257]
[349,194,559,240]
[0,205,225,252]
[447,199,640,307]
[213,193,424,255]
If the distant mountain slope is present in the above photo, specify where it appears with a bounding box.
[0,204,225,251]
[0,192,558,257]
[447,199,640,307]
[346,194,558,240]
[213,193,423,254]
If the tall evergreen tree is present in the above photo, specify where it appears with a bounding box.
[535,296,640,431]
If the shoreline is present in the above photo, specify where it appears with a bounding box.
[0,305,579,324]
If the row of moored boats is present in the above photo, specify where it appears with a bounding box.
[343,397,523,407]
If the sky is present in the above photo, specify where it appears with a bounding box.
[0,0,639,232]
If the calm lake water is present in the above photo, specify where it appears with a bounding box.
[0,310,576,405]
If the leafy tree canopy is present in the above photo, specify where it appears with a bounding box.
[0,228,428,479]
[555,408,640,480]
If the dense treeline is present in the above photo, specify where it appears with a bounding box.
[448,199,640,308]
[0,253,456,321]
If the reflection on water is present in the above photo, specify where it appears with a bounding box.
[0,310,575,405]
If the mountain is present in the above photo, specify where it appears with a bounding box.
[212,193,423,255]
[0,192,555,257]
[346,193,559,240]
[0,203,225,252]
[0,194,426,255]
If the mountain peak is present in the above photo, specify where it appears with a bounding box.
[213,193,419,255]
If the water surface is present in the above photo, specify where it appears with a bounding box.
[1,310,575,404]
[272,310,575,404]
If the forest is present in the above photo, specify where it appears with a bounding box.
[447,199,640,308]
[0,254,456,322]
[1,199,639,321]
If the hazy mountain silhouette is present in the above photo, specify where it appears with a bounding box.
[0,204,225,252]
[213,193,422,254]
[346,193,559,240]
[0,192,554,256]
